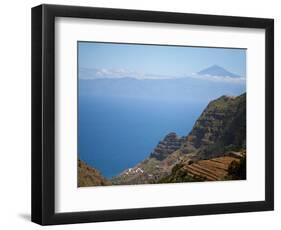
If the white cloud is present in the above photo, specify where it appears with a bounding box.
[187,73,246,84]
[79,67,246,84]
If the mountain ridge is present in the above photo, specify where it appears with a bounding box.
[111,93,246,185]
[79,75,245,103]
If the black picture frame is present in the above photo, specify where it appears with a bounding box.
[31,4,274,225]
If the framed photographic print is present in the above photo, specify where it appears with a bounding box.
[31,4,274,225]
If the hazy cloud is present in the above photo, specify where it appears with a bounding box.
[79,67,245,84]
[79,67,177,80]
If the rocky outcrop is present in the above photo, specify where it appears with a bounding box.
[150,132,184,160]
[78,159,111,187]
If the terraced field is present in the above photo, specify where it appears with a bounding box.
[183,156,241,181]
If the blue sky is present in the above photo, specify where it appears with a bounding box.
[78,41,246,80]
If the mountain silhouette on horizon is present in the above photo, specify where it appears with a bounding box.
[197,65,241,78]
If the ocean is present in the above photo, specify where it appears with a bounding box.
[78,95,206,179]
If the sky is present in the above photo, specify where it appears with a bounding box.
[78,41,246,80]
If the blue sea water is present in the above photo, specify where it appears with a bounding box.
[78,96,206,179]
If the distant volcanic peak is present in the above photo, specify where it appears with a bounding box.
[197,65,241,78]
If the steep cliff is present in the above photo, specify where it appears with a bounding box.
[182,93,246,159]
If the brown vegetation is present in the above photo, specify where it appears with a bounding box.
[78,159,111,187]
